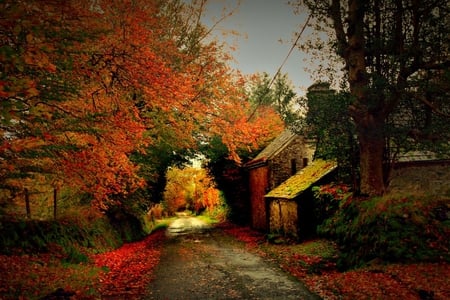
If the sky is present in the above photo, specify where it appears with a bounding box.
[200,0,313,96]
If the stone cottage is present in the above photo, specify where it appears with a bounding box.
[265,159,337,239]
[245,129,315,230]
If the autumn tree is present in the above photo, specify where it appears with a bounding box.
[0,0,99,207]
[1,0,285,217]
[293,0,450,196]
[163,167,221,215]
[118,0,284,216]
[135,0,285,166]
[0,0,183,211]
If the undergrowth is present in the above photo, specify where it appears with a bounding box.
[0,207,132,259]
[317,193,450,269]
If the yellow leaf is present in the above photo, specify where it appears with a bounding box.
[27,87,40,97]
[26,33,34,43]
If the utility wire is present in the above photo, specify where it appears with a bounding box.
[247,14,311,121]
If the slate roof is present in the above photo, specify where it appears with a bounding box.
[397,150,450,162]
[245,129,297,168]
[265,159,337,200]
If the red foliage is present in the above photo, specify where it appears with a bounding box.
[220,222,265,248]
[319,183,351,198]
[0,230,165,299]
[93,230,166,298]
[223,223,450,300]
[1,0,284,213]
[0,252,97,299]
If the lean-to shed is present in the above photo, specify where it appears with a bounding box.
[245,129,314,230]
[265,159,337,239]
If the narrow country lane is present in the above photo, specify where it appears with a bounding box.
[146,216,320,300]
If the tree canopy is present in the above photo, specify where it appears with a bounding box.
[246,72,299,126]
[0,0,284,214]
[293,0,450,195]
[296,82,358,185]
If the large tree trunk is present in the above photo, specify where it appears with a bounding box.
[331,0,387,196]
[356,118,386,196]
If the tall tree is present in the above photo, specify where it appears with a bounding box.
[1,0,285,214]
[0,0,97,201]
[297,82,358,186]
[294,0,450,196]
[247,72,299,126]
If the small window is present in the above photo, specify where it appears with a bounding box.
[291,159,297,175]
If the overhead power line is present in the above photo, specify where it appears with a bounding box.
[247,14,311,121]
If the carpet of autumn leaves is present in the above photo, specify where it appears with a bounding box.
[0,230,165,299]
[1,222,449,299]
[221,223,450,300]
[93,230,165,298]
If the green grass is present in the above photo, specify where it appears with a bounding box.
[196,214,220,225]
[151,217,177,231]
[291,239,338,260]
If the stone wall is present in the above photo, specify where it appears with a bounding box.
[387,161,450,196]
[268,137,315,190]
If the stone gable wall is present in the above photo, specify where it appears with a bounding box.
[268,137,315,190]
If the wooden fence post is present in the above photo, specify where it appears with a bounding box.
[53,188,58,220]
[25,188,31,219]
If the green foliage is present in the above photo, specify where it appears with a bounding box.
[312,183,352,225]
[106,207,146,243]
[147,217,176,233]
[318,195,450,270]
[247,72,299,126]
[62,246,89,264]
[291,239,338,260]
[200,191,230,223]
[0,208,124,257]
[296,84,358,183]
[199,135,229,164]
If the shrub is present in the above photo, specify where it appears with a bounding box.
[0,208,123,255]
[141,203,166,233]
[63,246,89,264]
[312,183,352,225]
[318,194,450,270]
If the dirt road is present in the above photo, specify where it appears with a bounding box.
[146,217,320,300]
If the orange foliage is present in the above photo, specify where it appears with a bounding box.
[1,0,285,211]
[164,167,222,215]
[201,187,221,211]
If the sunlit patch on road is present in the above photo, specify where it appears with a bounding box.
[166,216,212,237]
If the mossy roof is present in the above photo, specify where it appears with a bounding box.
[265,159,337,200]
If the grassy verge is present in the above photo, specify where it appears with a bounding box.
[0,207,163,299]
